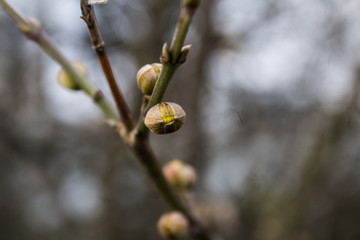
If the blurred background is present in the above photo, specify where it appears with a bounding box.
[1,0,360,239]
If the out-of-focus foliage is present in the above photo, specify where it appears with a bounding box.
[1,0,360,239]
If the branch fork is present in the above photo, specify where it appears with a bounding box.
[0,0,210,239]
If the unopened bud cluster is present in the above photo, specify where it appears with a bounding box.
[163,159,196,190]
[157,211,188,239]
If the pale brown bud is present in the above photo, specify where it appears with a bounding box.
[163,159,197,189]
[157,212,188,239]
[145,102,186,134]
[28,17,41,29]
[57,61,87,90]
[18,17,41,34]
[136,63,162,95]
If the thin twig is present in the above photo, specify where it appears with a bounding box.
[80,0,134,131]
[169,4,196,65]
[0,0,118,120]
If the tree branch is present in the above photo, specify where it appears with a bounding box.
[80,0,134,131]
[131,135,212,240]
[1,1,211,239]
[0,0,118,120]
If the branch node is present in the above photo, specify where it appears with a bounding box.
[184,6,197,16]
[80,15,93,27]
[17,17,43,41]
[93,89,104,102]
[93,43,105,53]
[80,0,134,130]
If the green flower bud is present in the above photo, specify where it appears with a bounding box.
[136,63,162,95]
[57,61,87,90]
[145,102,186,134]
[157,212,188,239]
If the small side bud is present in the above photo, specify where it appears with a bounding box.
[145,102,186,134]
[18,17,41,34]
[163,159,197,189]
[137,63,162,95]
[157,212,188,239]
[178,44,192,64]
[161,43,170,63]
[28,17,41,29]
[183,0,201,8]
[57,61,87,90]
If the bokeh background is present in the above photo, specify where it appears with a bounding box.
[1,0,360,239]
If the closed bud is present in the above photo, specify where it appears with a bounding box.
[28,17,41,30]
[161,43,170,63]
[178,44,192,64]
[57,61,87,90]
[137,63,162,95]
[145,102,186,134]
[157,212,188,239]
[18,17,41,34]
[163,159,196,189]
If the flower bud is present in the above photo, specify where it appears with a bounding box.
[157,212,188,239]
[163,159,196,189]
[136,63,162,95]
[145,102,186,134]
[57,61,87,90]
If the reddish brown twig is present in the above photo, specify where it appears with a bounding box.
[80,1,134,131]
